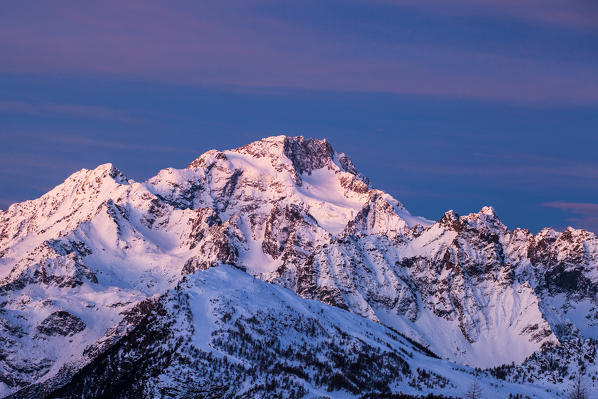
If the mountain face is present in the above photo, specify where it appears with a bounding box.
[0,135,597,397]
[8,266,558,399]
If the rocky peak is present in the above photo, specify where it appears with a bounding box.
[480,205,497,216]
[183,136,371,203]
[438,210,463,231]
[462,206,506,233]
[2,164,128,216]
[187,135,364,179]
[282,136,334,175]
[185,149,223,170]
[558,226,595,243]
[529,226,597,273]
[33,163,130,210]
[66,163,129,187]
[104,164,128,183]
[0,163,131,256]
[536,227,559,240]
[342,191,413,237]
[226,135,336,172]
[6,135,598,397]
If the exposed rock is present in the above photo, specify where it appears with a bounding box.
[1,135,598,397]
[36,311,86,337]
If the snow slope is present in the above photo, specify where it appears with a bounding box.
[37,266,560,399]
[1,135,598,397]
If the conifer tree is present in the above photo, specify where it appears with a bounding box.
[465,378,483,399]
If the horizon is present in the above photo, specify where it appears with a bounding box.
[1,0,597,234]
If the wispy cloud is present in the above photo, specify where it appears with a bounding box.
[40,134,199,154]
[372,150,598,189]
[376,0,598,30]
[0,152,84,172]
[542,201,598,233]
[0,100,145,124]
[0,1,596,105]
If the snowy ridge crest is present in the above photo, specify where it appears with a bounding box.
[1,135,598,397]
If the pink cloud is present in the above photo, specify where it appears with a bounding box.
[0,1,596,105]
[376,0,598,30]
[542,202,598,233]
[542,202,598,215]
[374,150,598,188]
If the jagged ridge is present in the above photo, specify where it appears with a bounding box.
[1,135,597,397]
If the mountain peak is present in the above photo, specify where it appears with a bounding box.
[228,135,336,173]
[480,205,496,216]
[438,206,507,233]
[65,163,129,186]
[439,209,463,231]
[463,205,506,232]
[187,135,368,186]
[281,135,335,175]
[4,135,598,397]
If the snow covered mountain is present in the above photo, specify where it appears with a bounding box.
[1,135,597,397]
[7,265,560,399]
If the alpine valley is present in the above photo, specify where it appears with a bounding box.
[1,135,597,398]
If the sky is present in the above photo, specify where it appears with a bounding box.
[1,0,598,233]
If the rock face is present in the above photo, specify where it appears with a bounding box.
[36,311,86,337]
[0,135,597,397]
[31,266,556,399]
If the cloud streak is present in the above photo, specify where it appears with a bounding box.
[371,149,598,190]
[38,134,199,154]
[376,0,598,30]
[0,1,596,105]
[542,202,598,233]
[0,100,145,124]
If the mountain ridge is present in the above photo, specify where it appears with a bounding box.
[1,135,597,397]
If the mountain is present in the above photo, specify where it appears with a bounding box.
[1,135,597,397]
[8,266,559,399]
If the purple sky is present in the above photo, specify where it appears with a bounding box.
[3,1,597,103]
[1,0,598,233]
